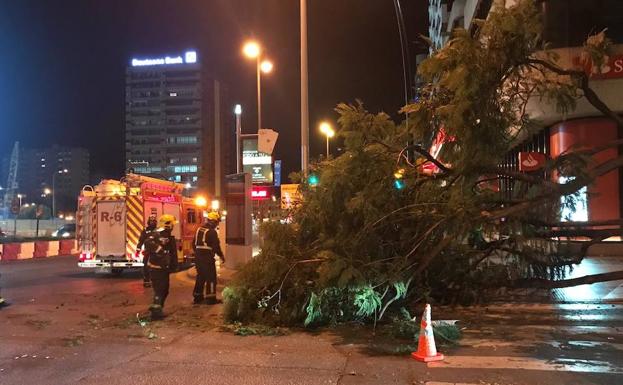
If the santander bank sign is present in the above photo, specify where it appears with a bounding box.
[574,54,623,80]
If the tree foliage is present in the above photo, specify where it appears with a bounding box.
[223,0,623,326]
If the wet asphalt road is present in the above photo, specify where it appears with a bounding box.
[1,256,623,385]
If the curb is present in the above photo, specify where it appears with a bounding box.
[0,239,77,261]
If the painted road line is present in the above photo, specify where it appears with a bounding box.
[425,382,480,385]
[449,303,623,312]
[462,325,623,336]
[428,356,623,373]
[460,338,623,350]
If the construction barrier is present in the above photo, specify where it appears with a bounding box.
[0,243,21,261]
[59,240,74,255]
[19,242,35,260]
[48,240,59,256]
[33,241,50,258]
[0,239,77,261]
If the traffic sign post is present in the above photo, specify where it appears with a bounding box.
[35,205,44,238]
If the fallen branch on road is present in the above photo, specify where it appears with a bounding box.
[511,270,623,289]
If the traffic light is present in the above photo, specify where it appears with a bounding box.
[393,168,405,190]
[308,173,319,187]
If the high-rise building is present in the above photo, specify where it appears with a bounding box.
[1,145,90,215]
[125,50,235,199]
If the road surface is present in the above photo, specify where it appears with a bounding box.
[1,256,623,385]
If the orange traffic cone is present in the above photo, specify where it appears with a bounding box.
[411,304,444,362]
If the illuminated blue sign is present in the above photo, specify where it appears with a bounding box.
[131,51,198,67]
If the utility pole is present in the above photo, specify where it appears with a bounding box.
[300,0,309,174]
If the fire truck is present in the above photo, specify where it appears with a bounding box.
[77,174,205,274]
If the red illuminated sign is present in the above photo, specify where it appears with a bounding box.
[420,127,454,175]
[251,187,270,200]
[518,152,546,172]
[573,54,623,80]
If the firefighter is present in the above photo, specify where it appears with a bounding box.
[136,215,157,287]
[144,214,178,320]
[192,211,225,305]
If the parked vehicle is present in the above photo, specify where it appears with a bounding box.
[76,173,205,274]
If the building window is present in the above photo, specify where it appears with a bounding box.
[167,136,198,144]
[186,208,197,224]
[172,165,198,173]
[560,177,588,221]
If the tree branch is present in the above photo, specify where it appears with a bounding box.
[526,58,623,129]
[401,144,452,173]
[511,270,623,289]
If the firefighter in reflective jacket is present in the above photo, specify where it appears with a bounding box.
[136,215,157,287]
[192,212,225,304]
[144,214,178,319]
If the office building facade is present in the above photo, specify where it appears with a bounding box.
[125,50,235,199]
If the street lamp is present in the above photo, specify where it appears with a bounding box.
[52,169,69,217]
[319,121,335,158]
[234,104,242,173]
[242,40,274,132]
[17,193,24,207]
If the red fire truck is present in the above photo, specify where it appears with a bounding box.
[77,174,205,274]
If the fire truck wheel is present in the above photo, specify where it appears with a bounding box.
[111,268,123,276]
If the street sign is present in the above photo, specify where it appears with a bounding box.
[36,205,44,219]
[258,128,279,154]
[274,160,282,187]
[11,198,19,215]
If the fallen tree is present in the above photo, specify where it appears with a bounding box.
[223,0,623,326]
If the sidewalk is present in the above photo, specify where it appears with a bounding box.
[552,256,623,303]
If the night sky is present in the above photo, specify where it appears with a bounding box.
[0,0,428,180]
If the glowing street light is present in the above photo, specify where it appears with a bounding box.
[242,40,274,132]
[242,41,261,59]
[194,196,208,207]
[319,121,335,158]
[260,59,273,74]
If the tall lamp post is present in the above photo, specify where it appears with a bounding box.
[242,40,273,132]
[319,121,335,159]
[235,104,242,173]
[52,169,68,217]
